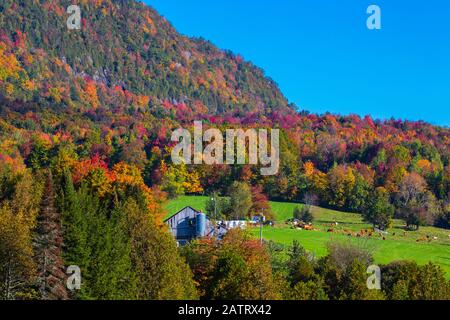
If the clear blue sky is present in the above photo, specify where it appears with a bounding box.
[145,0,450,126]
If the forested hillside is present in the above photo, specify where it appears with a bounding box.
[0,0,289,115]
[0,0,449,300]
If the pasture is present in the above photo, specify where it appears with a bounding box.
[165,196,450,277]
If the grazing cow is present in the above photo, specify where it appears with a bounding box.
[327,228,334,233]
[416,236,427,243]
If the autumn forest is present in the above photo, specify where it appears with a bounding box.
[0,0,449,301]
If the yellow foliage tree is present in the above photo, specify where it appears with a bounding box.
[0,169,43,299]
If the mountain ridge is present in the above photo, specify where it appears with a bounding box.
[0,0,291,117]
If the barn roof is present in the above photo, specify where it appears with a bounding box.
[164,206,202,222]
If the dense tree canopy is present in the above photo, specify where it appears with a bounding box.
[0,0,448,301]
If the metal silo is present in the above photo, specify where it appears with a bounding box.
[196,212,207,238]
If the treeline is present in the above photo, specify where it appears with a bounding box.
[146,127,449,230]
[1,111,448,232]
[182,230,450,300]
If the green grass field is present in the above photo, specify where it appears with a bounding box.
[165,196,450,277]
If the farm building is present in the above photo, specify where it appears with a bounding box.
[165,206,247,246]
[165,206,213,246]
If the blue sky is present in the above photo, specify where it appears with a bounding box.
[145,0,450,126]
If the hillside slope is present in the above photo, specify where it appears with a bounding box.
[166,196,450,277]
[0,0,449,228]
[0,0,290,116]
